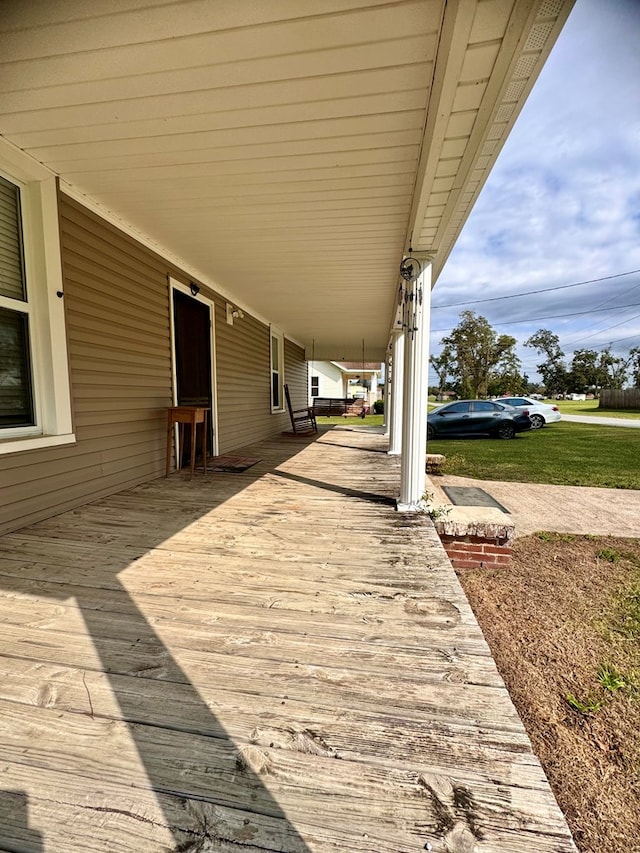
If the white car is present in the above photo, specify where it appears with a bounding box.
[494,396,562,429]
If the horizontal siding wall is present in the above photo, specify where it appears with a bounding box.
[284,338,309,411]
[214,311,308,453]
[0,195,173,535]
[0,194,308,534]
[215,312,274,453]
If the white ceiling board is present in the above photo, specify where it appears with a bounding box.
[0,0,574,359]
[26,110,426,161]
[0,0,407,61]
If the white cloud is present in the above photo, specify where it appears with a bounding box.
[432,0,640,378]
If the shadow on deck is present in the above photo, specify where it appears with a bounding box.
[0,426,576,851]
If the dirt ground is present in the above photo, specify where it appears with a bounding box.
[456,534,640,853]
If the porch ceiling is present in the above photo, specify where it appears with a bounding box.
[0,0,573,360]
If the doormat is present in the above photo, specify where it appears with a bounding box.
[442,486,510,513]
[205,455,262,473]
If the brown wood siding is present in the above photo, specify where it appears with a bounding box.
[284,338,308,410]
[213,314,307,453]
[0,194,310,534]
[0,195,172,535]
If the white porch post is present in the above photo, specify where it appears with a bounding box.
[398,258,432,511]
[382,356,390,433]
[388,332,404,455]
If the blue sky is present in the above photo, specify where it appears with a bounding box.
[430,0,640,386]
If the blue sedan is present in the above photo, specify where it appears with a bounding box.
[427,399,532,440]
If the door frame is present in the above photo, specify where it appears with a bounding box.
[168,277,219,460]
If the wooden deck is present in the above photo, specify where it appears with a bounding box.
[0,426,576,852]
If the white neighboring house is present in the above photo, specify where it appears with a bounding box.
[309,362,382,409]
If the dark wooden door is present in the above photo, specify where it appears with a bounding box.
[173,290,213,463]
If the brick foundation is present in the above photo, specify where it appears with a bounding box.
[433,507,514,569]
[438,533,512,569]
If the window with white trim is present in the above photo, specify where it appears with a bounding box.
[270,327,284,411]
[0,140,74,454]
[1,176,35,428]
[310,376,319,397]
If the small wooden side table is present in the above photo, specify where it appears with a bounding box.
[166,406,208,479]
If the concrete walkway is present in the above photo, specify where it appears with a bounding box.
[429,474,640,538]
[561,413,640,428]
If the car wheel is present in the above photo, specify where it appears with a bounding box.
[529,413,545,429]
[427,423,435,441]
[497,422,515,440]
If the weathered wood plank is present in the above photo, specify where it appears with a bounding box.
[0,655,545,777]
[0,576,490,655]
[0,699,573,846]
[0,426,577,852]
[0,536,451,589]
[0,761,311,853]
[0,623,519,729]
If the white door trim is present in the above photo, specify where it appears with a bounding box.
[168,277,219,461]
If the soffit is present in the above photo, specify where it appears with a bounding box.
[0,0,573,360]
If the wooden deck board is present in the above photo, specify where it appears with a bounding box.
[0,427,577,852]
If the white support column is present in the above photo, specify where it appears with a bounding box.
[398,258,432,511]
[382,358,390,433]
[388,332,404,455]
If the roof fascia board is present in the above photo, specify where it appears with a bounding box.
[404,0,477,255]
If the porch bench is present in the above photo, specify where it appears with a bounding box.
[313,397,349,416]
[345,398,367,418]
[313,397,367,418]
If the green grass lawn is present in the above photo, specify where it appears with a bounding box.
[552,399,640,419]
[428,421,640,489]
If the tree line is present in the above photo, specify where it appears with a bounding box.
[430,311,640,399]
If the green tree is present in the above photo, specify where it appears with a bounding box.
[568,349,599,393]
[569,347,629,393]
[628,347,640,388]
[429,345,453,397]
[488,346,526,396]
[439,311,522,398]
[525,329,567,397]
[597,348,628,391]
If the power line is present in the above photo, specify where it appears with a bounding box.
[431,268,640,310]
[582,279,640,316]
[579,333,639,349]
[430,300,640,333]
[561,281,640,347]
[559,311,640,348]
[514,334,639,361]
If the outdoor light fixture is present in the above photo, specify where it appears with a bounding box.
[226,303,245,325]
[190,282,200,296]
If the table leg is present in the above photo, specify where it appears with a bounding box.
[166,416,173,477]
[190,415,197,480]
[203,411,208,475]
[177,423,185,472]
